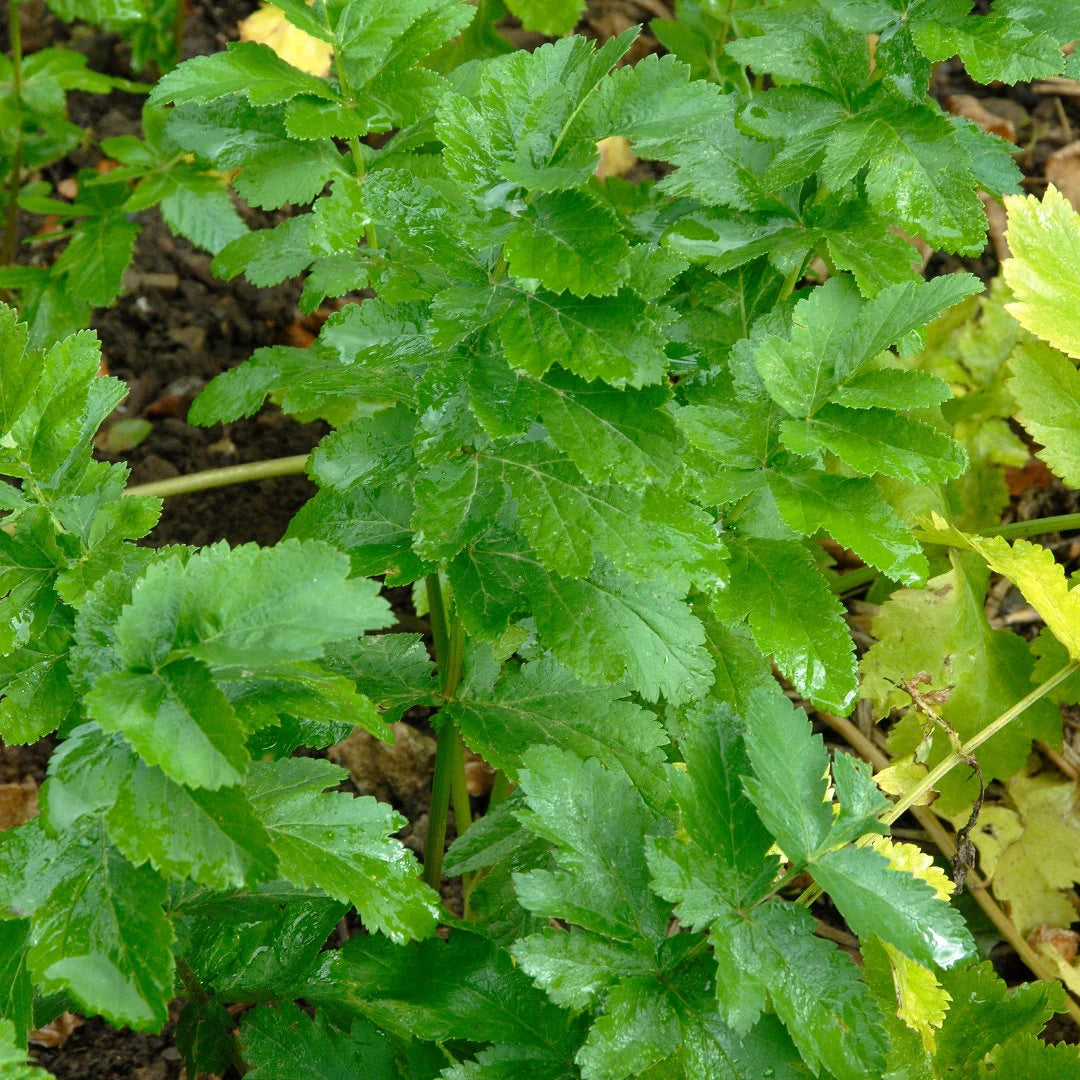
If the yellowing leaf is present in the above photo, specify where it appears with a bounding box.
[870,834,954,901]
[948,804,1023,880]
[1003,185,1080,360]
[595,136,636,180]
[874,758,933,805]
[964,772,1080,935]
[925,515,1080,659]
[239,4,333,77]
[880,939,951,1053]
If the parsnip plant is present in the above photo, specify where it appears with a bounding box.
[4,1,1080,1077]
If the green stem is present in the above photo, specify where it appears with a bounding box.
[175,956,210,1009]
[829,564,877,594]
[918,512,1080,547]
[422,574,468,890]
[329,38,378,250]
[1,0,24,268]
[488,770,512,807]
[425,572,450,673]
[981,513,1080,541]
[884,660,1080,826]
[123,454,310,500]
[423,721,457,891]
[776,260,804,303]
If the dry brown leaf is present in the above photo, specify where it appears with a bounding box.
[1028,922,1080,963]
[238,3,333,77]
[1046,141,1080,212]
[464,755,495,796]
[944,94,1017,142]
[330,722,437,804]
[28,1013,83,1048]
[0,779,38,830]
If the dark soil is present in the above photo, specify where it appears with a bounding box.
[3,0,1080,1075]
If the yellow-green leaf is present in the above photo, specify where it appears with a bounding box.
[1002,185,1080,359]
[925,516,1080,658]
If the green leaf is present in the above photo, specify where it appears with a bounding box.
[112,539,391,670]
[912,13,1064,84]
[172,884,345,1000]
[752,275,978,418]
[494,442,723,588]
[0,306,37,435]
[497,287,672,389]
[288,485,425,585]
[934,960,1064,1073]
[725,4,872,94]
[992,0,1080,43]
[4,330,123,489]
[226,664,385,748]
[781,404,968,484]
[767,471,927,585]
[446,657,668,791]
[645,706,778,1027]
[532,371,678,487]
[984,1035,1080,1078]
[1008,341,1080,486]
[437,31,638,192]
[246,758,439,942]
[0,1018,54,1080]
[212,216,314,287]
[741,684,835,864]
[149,40,338,107]
[324,633,439,723]
[0,921,33,1047]
[521,556,713,705]
[85,659,249,791]
[503,0,583,35]
[38,725,128,832]
[159,181,248,256]
[107,760,278,890]
[652,94,780,214]
[728,901,888,1080]
[812,844,973,968]
[25,830,174,1030]
[714,537,857,714]
[176,998,235,1080]
[241,1003,397,1080]
[504,190,630,297]
[1003,185,1080,359]
[51,216,139,308]
[166,100,346,210]
[513,747,668,945]
[0,510,66,659]
[303,931,581,1061]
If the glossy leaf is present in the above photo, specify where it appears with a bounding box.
[246,758,439,942]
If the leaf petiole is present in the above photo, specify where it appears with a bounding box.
[883,659,1080,826]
